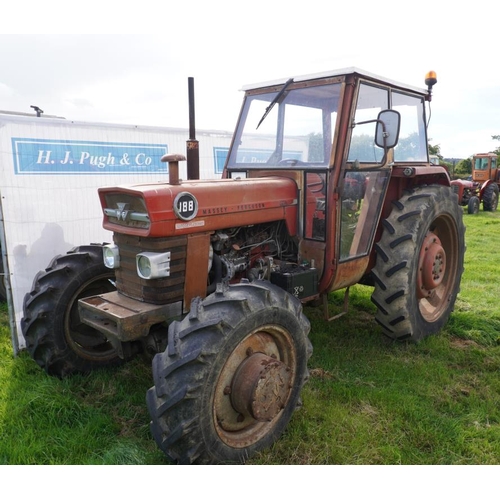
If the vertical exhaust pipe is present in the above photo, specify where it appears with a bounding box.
[187,77,200,180]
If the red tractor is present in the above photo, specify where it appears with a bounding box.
[21,68,465,464]
[451,153,499,213]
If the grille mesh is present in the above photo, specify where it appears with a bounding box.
[113,233,187,305]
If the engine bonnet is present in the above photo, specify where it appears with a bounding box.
[99,176,299,237]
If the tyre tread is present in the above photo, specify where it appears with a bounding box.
[371,185,465,342]
[147,281,311,464]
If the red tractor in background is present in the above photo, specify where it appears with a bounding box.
[451,152,499,213]
[21,68,465,464]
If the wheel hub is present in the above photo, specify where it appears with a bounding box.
[417,232,446,299]
[214,329,296,446]
[231,352,292,422]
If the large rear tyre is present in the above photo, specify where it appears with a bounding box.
[482,183,499,211]
[371,185,465,342]
[21,244,122,377]
[147,280,312,464]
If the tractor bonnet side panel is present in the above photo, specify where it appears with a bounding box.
[99,177,299,237]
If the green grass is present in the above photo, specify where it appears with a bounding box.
[0,324,165,465]
[2,209,500,464]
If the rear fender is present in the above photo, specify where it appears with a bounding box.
[479,179,495,198]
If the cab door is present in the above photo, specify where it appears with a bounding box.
[331,168,391,288]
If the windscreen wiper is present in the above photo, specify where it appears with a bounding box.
[256,78,294,129]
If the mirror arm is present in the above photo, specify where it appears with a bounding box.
[355,118,387,146]
[353,118,388,162]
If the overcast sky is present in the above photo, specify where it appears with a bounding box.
[1,1,498,159]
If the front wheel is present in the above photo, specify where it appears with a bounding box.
[147,280,312,464]
[467,196,480,214]
[21,244,123,377]
[371,185,465,342]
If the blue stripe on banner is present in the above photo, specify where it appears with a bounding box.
[12,138,169,174]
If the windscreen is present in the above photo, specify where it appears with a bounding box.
[475,157,489,170]
[227,82,341,169]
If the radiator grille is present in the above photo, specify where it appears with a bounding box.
[113,233,187,305]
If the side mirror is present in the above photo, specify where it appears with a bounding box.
[375,109,401,149]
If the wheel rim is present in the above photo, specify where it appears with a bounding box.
[417,232,446,299]
[64,273,118,361]
[417,215,458,322]
[213,326,296,448]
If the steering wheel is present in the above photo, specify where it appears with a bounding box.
[307,173,326,194]
[277,158,306,166]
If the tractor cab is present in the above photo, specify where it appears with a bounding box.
[429,155,440,165]
[472,153,499,183]
[223,69,435,293]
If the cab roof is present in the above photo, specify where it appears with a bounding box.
[241,67,427,96]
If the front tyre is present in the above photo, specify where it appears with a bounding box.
[147,280,312,464]
[467,195,480,214]
[21,245,122,377]
[371,185,465,342]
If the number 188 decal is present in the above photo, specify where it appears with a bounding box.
[173,192,199,221]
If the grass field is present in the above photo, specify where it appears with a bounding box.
[1,210,500,465]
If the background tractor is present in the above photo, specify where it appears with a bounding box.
[21,68,465,464]
[451,152,499,213]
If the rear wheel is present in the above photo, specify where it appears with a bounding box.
[482,183,499,211]
[21,244,122,377]
[371,185,465,342]
[147,280,312,464]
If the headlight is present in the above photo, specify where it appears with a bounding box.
[103,244,120,269]
[136,252,171,279]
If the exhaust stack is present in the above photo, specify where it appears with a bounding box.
[186,77,200,180]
